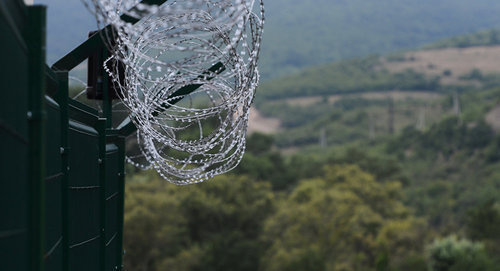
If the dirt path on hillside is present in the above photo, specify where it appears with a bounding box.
[247,107,281,134]
[384,46,500,85]
[275,90,443,107]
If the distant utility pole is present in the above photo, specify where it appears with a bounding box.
[453,91,462,124]
[319,128,327,148]
[369,113,375,141]
[387,97,394,135]
[416,107,426,130]
[453,91,461,115]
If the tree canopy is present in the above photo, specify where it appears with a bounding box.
[261,165,426,271]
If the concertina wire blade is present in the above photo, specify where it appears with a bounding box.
[80,0,264,184]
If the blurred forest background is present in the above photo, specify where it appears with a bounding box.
[39,0,500,270]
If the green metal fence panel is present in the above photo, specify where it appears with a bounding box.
[53,70,70,271]
[0,1,30,270]
[27,6,48,271]
[67,116,101,271]
[44,96,63,271]
[104,141,120,271]
[116,136,126,270]
[0,1,145,270]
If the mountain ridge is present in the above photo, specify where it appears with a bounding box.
[38,0,500,80]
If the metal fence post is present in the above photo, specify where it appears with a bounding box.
[116,136,126,271]
[55,71,70,271]
[97,118,107,271]
[27,5,47,271]
[102,48,113,128]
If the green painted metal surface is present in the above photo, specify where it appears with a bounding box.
[27,6,47,271]
[0,0,220,270]
[55,71,70,271]
[44,96,63,271]
[1,1,129,270]
[0,1,30,270]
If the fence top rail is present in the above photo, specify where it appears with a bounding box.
[51,0,168,72]
[45,64,59,97]
[48,0,224,138]
[68,99,100,127]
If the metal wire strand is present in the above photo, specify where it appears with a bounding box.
[81,0,264,184]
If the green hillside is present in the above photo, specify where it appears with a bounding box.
[255,56,440,102]
[424,29,500,49]
[122,84,500,270]
[39,0,500,80]
[118,29,500,270]
[261,0,500,79]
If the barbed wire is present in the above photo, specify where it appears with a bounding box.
[81,0,264,184]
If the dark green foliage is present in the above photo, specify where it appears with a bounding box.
[388,117,494,159]
[236,152,293,190]
[465,121,495,149]
[419,117,466,156]
[261,0,500,79]
[376,251,389,271]
[124,174,275,271]
[443,70,452,77]
[328,148,406,183]
[426,236,496,271]
[386,126,422,155]
[121,32,500,271]
[245,133,275,155]
[261,165,426,271]
[486,136,500,162]
[425,29,500,49]
[466,200,500,241]
[258,102,341,128]
[255,53,448,149]
[235,133,295,189]
[257,57,440,101]
[386,52,409,62]
[181,181,273,271]
[123,98,500,269]
[285,154,324,182]
[461,88,500,120]
[280,247,326,271]
[394,254,428,271]
[262,92,446,149]
[461,71,500,89]
[384,113,499,231]
[459,68,484,81]
[466,200,500,264]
